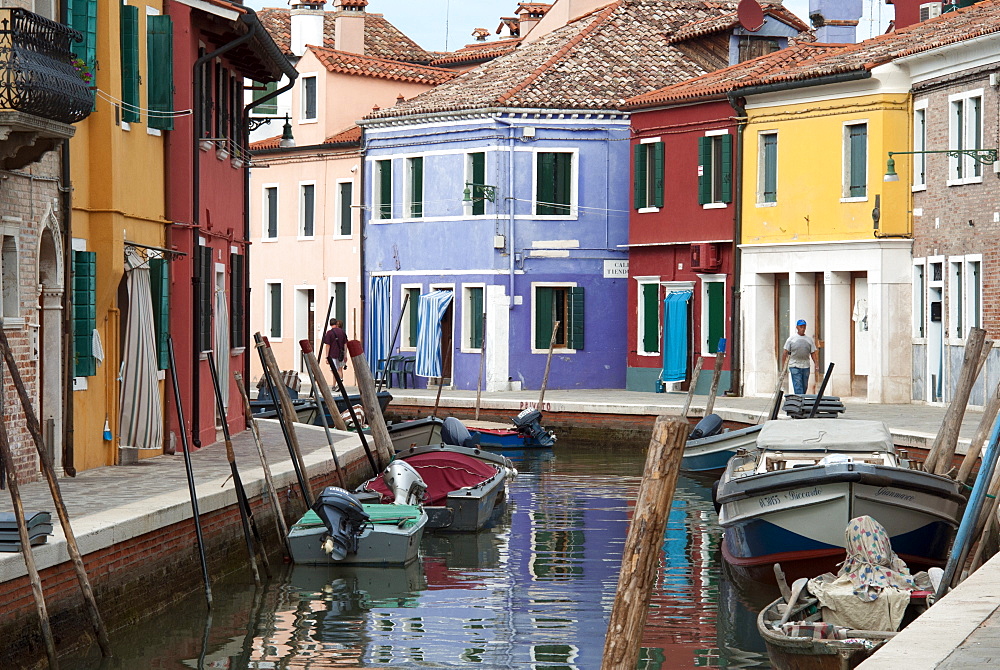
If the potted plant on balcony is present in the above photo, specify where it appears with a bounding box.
[71,57,94,88]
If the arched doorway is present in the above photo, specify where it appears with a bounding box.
[38,218,64,475]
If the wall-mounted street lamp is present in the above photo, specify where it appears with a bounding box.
[883,148,998,181]
[463,182,497,203]
[247,114,295,148]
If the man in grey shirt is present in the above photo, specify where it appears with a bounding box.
[783,319,819,395]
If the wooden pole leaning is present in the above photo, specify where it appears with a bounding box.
[328,356,380,475]
[299,340,347,488]
[958,378,1000,485]
[346,340,393,469]
[431,343,452,419]
[0,418,58,668]
[316,296,335,362]
[0,328,112,656]
[537,321,560,410]
[679,356,704,418]
[601,416,689,670]
[234,372,290,557]
[704,338,727,417]
[925,327,987,475]
[298,341,348,432]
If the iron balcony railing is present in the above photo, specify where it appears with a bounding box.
[0,8,93,124]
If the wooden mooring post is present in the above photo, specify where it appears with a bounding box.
[601,416,689,670]
[925,327,987,475]
[679,356,703,418]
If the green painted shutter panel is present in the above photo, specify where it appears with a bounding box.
[849,125,867,197]
[379,160,392,219]
[763,134,777,203]
[634,144,647,209]
[537,153,555,215]
[269,284,282,337]
[230,253,244,349]
[121,5,140,123]
[73,251,97,377]
[720,134,733,203]
[470,287,484,349]
[471,152,486,216]
[569,286,585,350]
[334,282,346,323]
[652,142,665,208]
[253,81,278,115]
[698,137,711,205]
[197,246,213,352]
[407,288,420,347]
[706,282,725,354]
[70,0,98,67]
[339,182,352,235]
[642,283,659,353]
[535,287,553,349]
[411,158,423,218]
[553,152,572,215]
[149,258,170,370]
[147,15,174,130]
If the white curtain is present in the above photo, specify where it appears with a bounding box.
[119,248,164,449]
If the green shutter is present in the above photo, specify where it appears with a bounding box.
[269,284,282,338]
[302,184,315,236]
[642,283,659,354]
[720,134,733,203]
[698,137,711,205]
[763,134,777,203]
[470,287,484,349]
[553,152,572,215]
[339,182,352,235]
[569,286,585,350]
[197,246,213,351]
[334,282,346,323]
[379,160,392,219]
[471,152,486,216]
[706,282,725,354]
[410,158,423,218]
[535,287,553,349]
[849,125,867,197]
[652,142,665,208]
[537,153,555,215]
[70,0,98,68]
[149,258,170,370]
[147,15,174,130]
[230,253,245,349]
[121,5,140,123]
[266,187,278,237]
[634,144,647,209]
[407,288,420,347]
[73,251,97,377]
[253,81,278,115]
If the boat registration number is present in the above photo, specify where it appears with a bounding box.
[758,487,824,509]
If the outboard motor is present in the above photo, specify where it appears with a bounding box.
[382,460,428,506]
[512,408,556,447]
[689,413,724,440]
[441,416,479,448]
[312,487,370,560]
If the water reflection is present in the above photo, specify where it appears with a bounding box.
[64,445,775,669]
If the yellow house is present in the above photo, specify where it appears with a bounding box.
[69,0,173,470]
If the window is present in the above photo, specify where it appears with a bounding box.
[195,245,212,352]
[535,151,574,216]
[844,122,868,198]
[699,133,732,206]
[263,186,278,239]
[638,281,660,355]
[464,285,485,350]
[950,91,983,183]
[330,281,347,324]
[466,152,486,216]
[267,282,282,338]
[913,261,925,338]
[375,160,392,219]
[964,257,983,334]
[758,132,777,203]
[252,81,278,115]
[337,181,353,235]
[73,250,97,377]
[913,104,927,188]
[406,157,423,218]
[402,286,420,349]
[120,4,140,124]
[634,141,664,210]
[69,0,98,69]
[149,258,170,368]
[1,236,17,320]
[701,277,726,356]
[534,285,584,351]
[301,75,317,121]
[146,14,173,131]
[738,36,779,62]
[300,183,315,237]
[949,259,967,339]
[230,253,244,350]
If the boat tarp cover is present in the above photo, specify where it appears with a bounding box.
[757,419,893,453]
[297,505,423,529]
[661,290,693,383]
[366,452,498,506]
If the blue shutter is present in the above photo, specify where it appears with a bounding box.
[73,251,97,377]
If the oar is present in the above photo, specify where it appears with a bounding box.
[168,337,212,608]
[206,354,265,584]
[778,578,809,626]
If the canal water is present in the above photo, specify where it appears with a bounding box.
[69,444,776,669]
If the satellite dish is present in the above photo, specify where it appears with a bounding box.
[737,0,765,32]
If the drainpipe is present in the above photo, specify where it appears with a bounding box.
[494,114,517,308]
[358,134,367,349]
[726,92,746,397]
[59,0,74,475]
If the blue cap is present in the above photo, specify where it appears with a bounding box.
[796,319,806,326]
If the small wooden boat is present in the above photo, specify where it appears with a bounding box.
[252,390,393,427]
[386,416,444,451]
[682,420,762,474]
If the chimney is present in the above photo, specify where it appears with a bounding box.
[517,3,551,38]
[290,0,326,57]
[334,0,367,55]
[809,0,863,43]
[472,27,491,42]
[496,17,520,38]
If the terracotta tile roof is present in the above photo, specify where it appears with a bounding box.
[669,3,810,42]
[250,124,361,151]
[626,0,1000,108]
[249,134,284,151]
[310,46,458,84]
[518,3,553,16]
[256,8,434,63]
[367,0,796,120]
[429,38,522,67]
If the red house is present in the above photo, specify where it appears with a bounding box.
[165,0,295,448]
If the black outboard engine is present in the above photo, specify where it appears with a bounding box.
[512,408,556,447]
[312,487,370,560]
[690,413,724,440]
[441,416,479,448]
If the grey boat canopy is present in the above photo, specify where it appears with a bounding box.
[757,419,894,453]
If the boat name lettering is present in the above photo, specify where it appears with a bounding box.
[519,401,551,411]
[759,495,781,508]
[875,487,915,502]
[784,488,823,501]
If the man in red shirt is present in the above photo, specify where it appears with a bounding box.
[322,318,348,377]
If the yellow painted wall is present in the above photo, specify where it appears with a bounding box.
[70,0,169,471]
[741,93,912,244]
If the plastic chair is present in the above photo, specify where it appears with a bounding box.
[386,355,416,389]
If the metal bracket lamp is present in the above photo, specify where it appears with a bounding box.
[883,148,998,181]
[463,182,497,203]
[247,114,295,148]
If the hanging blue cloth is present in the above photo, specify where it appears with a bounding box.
[661,290,693,383]
[365,275,391,373]
[415,290,455,377]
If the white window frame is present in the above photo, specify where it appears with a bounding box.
[0,231,19,323]
[463,151,489,217]
[703,129,730,210]
[298,180,316,239]
[532,148,579,220]
[699,274,727,358]
[635,276,660,357]
[461,283,487,353]
[335,178,354,238]
[326,278,348,333]
[399,283,422,353]
[373,158,393,221]
[530,281,578,355]
[913,101,928,190]
[964,254,983,334]
[756,130,778,206]
[637,136,662,213]
[299,73,318,123]
[948,89,984,185]
[841,119,869,202]
[265,280,283,342]
[403,155,423,219]
[912,259,926,340]
[948,257,965,342]
[262,184,278,241]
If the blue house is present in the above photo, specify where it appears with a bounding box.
[359,0,808,392]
